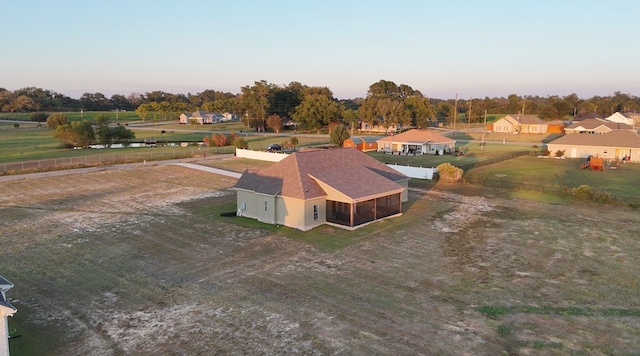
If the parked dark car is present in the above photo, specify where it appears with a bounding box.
[266,143,282,151]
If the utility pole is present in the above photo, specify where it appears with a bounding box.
[453,93,458,133]
[468,98,472,130]
[483,109,487,129]
[522,97,526,115]
[481,109,487,150]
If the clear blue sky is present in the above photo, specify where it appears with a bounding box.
[2,0,639,100]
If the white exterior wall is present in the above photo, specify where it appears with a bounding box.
[547,144,640,162]
[1,315,8,356]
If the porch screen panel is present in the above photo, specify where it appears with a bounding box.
[354,200,375,226]
[375,193,401,219]
[326,200,351,226]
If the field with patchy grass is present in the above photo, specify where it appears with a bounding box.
[1,163,640,355]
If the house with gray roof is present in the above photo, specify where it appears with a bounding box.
[547,130,640,162]
[564,118,634,134]
[492,114,548,134]
[0,276,16,356]
[604,112,635,126]
[179,110,224,124]
[234,148,409,231]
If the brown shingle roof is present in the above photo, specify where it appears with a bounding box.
[550,130,640,148]
[234,148,407,201]
[377,129,454,144]
[503,114,546,125]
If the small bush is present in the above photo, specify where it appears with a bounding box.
[437,163,463,183]
[571,184,612,203]
[542,148,551,156]
[232,136,248,149]
[554,149,565,158]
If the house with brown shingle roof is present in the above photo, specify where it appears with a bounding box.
[376,129,456,155]
[547,130,640,162]
[492,114,548,134]
[564,118,634,134]
[234,148,409,231]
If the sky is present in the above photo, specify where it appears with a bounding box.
[2,0,639,100]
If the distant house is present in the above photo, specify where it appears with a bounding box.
[564,118,634,135]
[0,276,16,356]
[604,112,635,126]
[179,110,224,124]
[343,136,383,152]
[361,122,399,133]
[573,112,603,122]
[221,112,240,122]
[492,114,548,134]
[547,130,640,162]
[376,129,456,155]
[234,148,409,231]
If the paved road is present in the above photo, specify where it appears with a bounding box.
[0,154,239,182]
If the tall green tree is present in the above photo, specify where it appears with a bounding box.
[54,120,95,148]
[330,124,350,146]
[292,93,339,131]
[238,80,273,130]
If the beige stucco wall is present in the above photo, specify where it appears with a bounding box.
[236,189,259,219]
[492,118,513,133]
[236,190,327,231]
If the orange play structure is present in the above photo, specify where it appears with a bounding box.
[580,155,604,171]
[589,156,604,170]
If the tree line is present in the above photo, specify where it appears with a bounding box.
[2,83,639,132]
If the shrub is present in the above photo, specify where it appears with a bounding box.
[211,133,229,147]
[571,184,612,203]
[232,136,248,149]
[542,148,551,156]
[30,112,49,122]
[554,149,565,158]
[437,162,463,183]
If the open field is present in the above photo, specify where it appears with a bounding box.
[1,163,640,355]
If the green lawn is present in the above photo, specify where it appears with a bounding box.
[367,141,536,168]
[464,155,640,202]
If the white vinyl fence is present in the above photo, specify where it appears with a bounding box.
[386,164,437,180]
[235,148,289,162]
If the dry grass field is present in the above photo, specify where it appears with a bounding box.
[1,162,640,355]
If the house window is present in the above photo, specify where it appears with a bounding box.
[264,201,268,211]
[313,205,319,221]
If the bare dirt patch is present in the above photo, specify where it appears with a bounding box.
[2,165,640,355]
